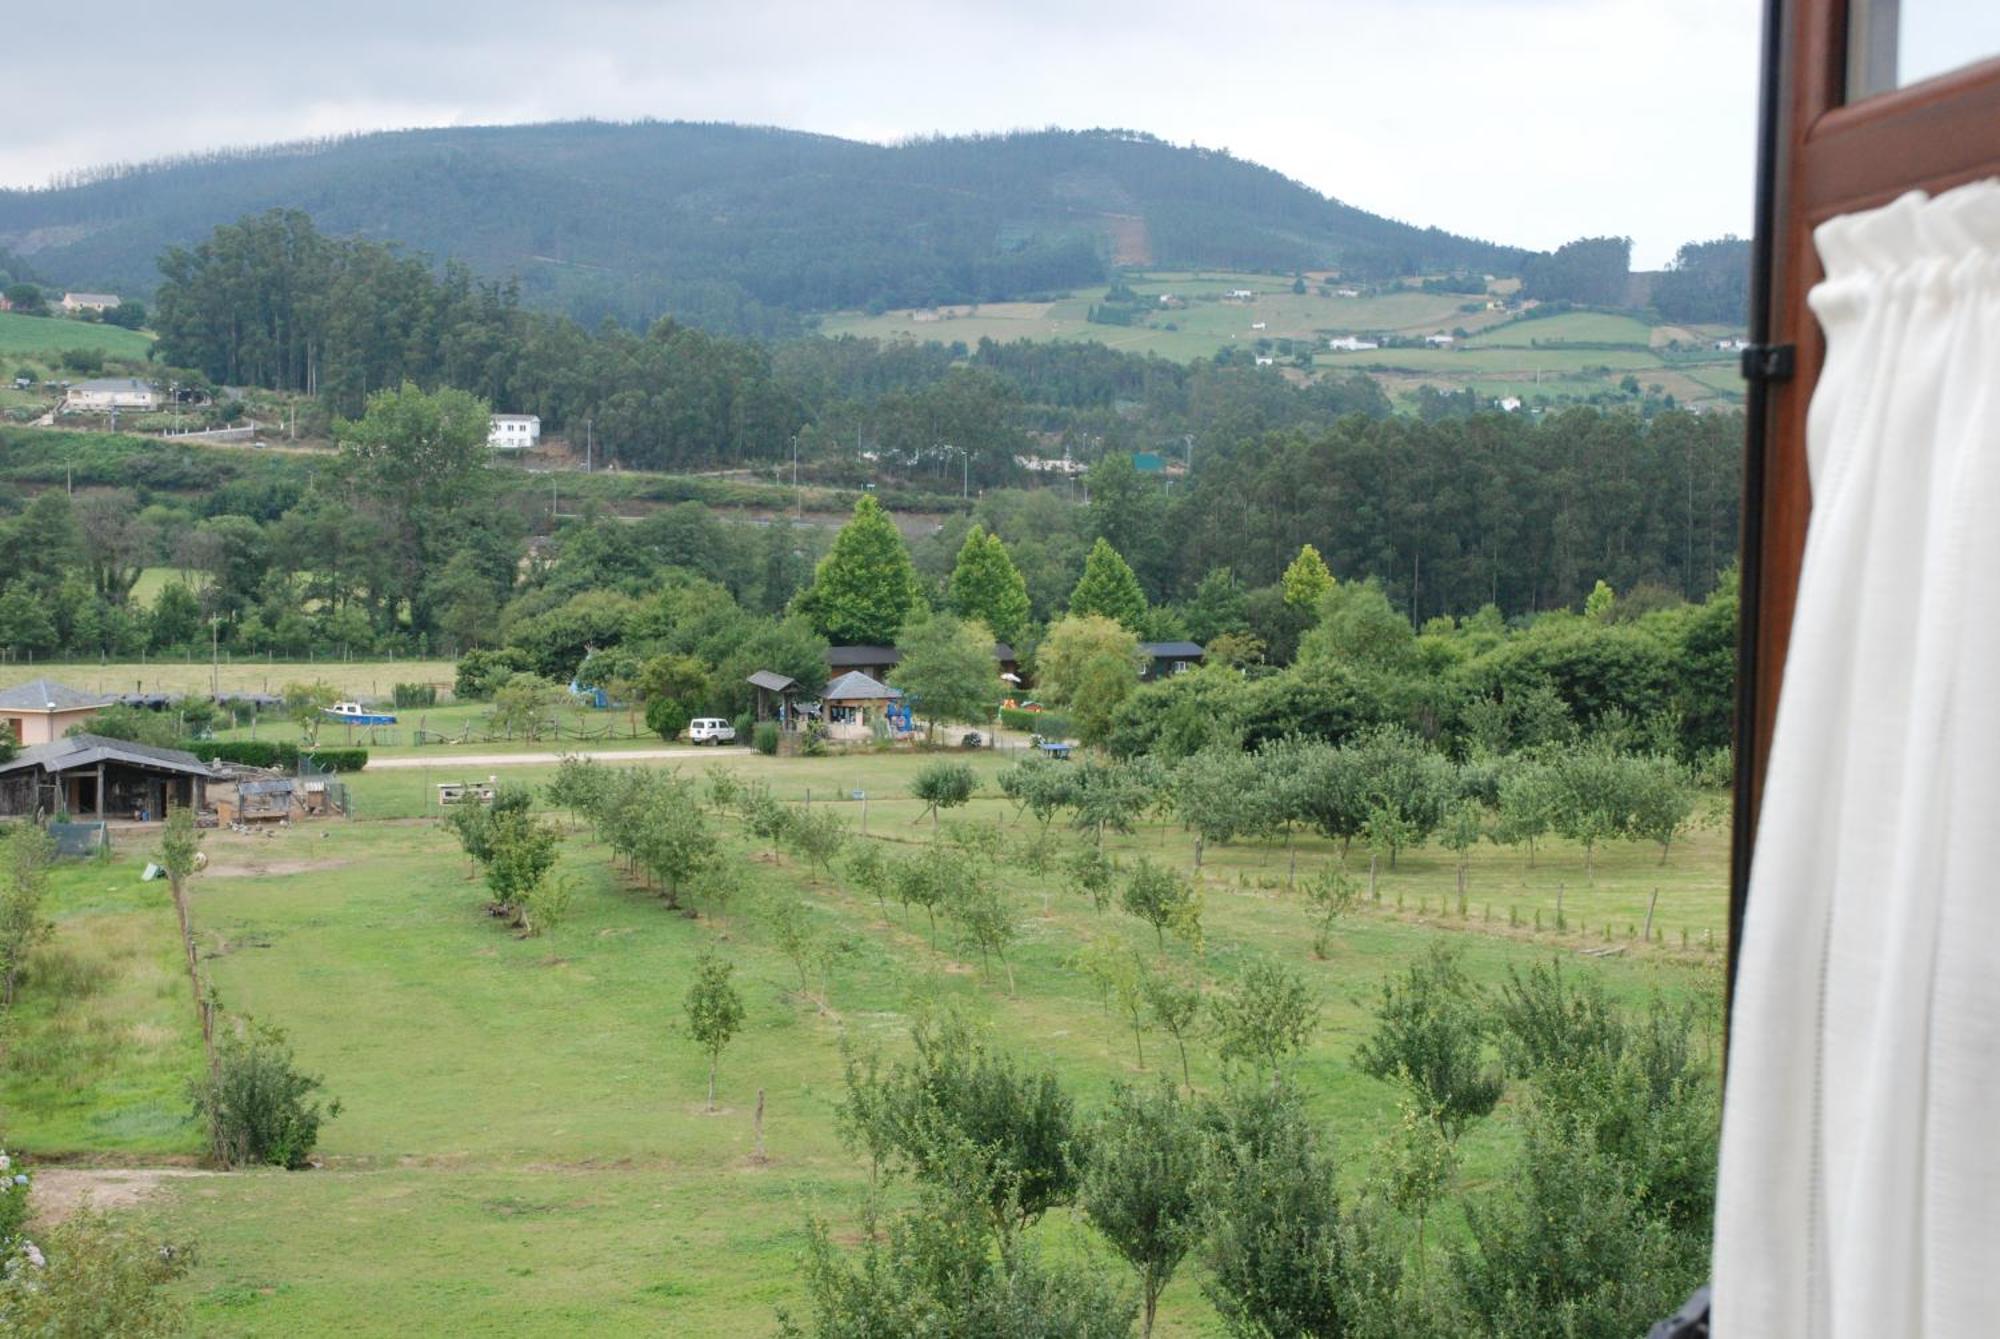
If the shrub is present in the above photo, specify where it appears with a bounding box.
[190,1021,340,1168]
[392,682,438,709]
[1000,705,1074,737]
[300,748,367,773]
[0,1208,193,1337]
[645,695,693,742]
[454,648,531,701]
[753,722,781,756]
[0,1146,28,1249]
[186,740,296,769]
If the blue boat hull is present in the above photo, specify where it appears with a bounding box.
[323,711,398,726]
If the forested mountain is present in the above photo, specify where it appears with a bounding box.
[0,123,1523,334]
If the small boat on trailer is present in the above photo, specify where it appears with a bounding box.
[323,701,398,726]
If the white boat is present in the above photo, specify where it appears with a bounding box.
[323,701,398,726]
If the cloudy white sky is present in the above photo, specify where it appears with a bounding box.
[3,0,1766,266]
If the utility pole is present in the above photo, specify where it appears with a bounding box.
[210,617,220,696]
[792,436,800,518]
[585,417,593,473]
[962,447,969,499]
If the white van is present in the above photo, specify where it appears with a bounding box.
[688,718,737,745]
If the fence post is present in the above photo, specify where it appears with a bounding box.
[1368,853,1378,902]
[1642,887,1660,942]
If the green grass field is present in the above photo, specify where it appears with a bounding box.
[0,658,459,701]
[0,310,155,361]
[0,747,1728,1335]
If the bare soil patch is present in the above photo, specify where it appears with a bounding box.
[27,1168,220,1227]
[206,858,351,879]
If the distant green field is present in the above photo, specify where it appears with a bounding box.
[127,566,206,608]
[818,270,1499,365]
[0,310,154,361]
[817,270,1744,408]
[1465,310,1658,347]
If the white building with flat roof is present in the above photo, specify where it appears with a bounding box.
[489,414,541,450]
[64,377,158,411]
[60,292,121,313]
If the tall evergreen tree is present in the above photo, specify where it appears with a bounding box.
[795,496,922,646]
[1069,538,1147,630]
[948,526,1032,646]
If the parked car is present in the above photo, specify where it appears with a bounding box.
[688,717,737,745]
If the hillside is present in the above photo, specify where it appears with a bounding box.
[0,123,1524,334]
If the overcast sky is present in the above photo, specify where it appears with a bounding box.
[2,0,1764,267]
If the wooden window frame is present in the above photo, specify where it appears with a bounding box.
[1732,0,2000,1007]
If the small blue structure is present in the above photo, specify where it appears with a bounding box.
[1038,740,1074,759]
[567,679,611,710]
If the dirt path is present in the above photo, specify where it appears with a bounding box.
[366,746,749,770]
[27,1169,220,1227]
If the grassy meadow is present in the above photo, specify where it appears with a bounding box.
[0,310,155,362]
[0,658,460,702]
[0,744,1728,1335]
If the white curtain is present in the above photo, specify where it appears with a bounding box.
[1715,178,2000,1337]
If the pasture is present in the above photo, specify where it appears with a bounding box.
[0,657,459,701]
[0,745,1728,1335]
[0,310,154,361]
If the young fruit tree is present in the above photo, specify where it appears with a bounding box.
[1354,943,1504,1141]
[1121,858,1202,953]
[1210,958,1320,1078]
[909,760,977,827]
[0,823,55,1008]
[684,948,746,1112]
[1079,1080,1206,1338]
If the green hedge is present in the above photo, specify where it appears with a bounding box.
[184,741,368,772]
[1000,707,1072,737]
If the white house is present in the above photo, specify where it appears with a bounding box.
[1425,333,1456,347]
[64,378,158,411]
[1250,321,1267,330]
[1227,288,1255,300]
[1334,287,1362,298]
[1498,396,1524,413]
[1327,335,1380,352]
[1254,356,1276,367]
[60,292,121,314]
[1716,337,1751,352]
[1015,454,1085,476]
[488,414,542,450]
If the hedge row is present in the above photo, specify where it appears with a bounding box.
[184,741,369,772]
[999,706,1073,738]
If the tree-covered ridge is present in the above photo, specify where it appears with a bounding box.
[0,123,1524,333]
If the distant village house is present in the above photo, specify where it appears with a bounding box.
[1139,641,1205,680]
[1327,335,1380,352]
[488,414,541,450]
[64,378,159,412]
[60,292,121,314]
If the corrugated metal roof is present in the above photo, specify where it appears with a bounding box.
[746,670,797,692]
[0,733,217,778]
[1140,641,1206,658]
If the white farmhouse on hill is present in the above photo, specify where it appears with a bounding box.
[489,414,542,450]
[64,378,158,411]
[1327,335,1380,352]
[1425,333,1456,346]
[60,292,121,313]
[1227,288,1254,300]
